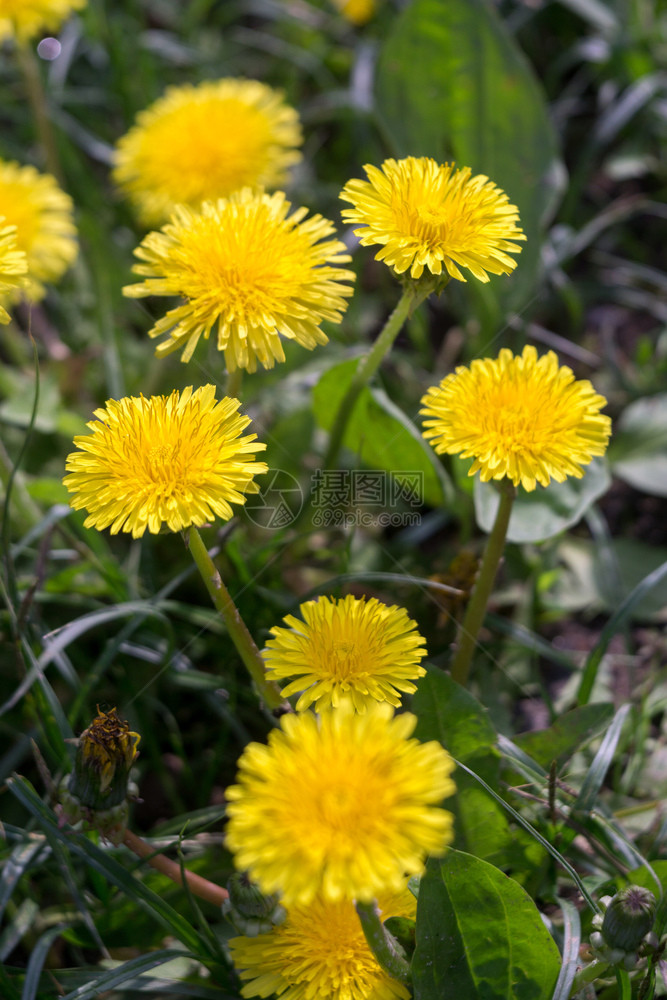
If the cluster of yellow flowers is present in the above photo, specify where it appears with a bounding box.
[23,36,610,998]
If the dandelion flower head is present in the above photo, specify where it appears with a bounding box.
[340,156,525,282]
[0,0,86,44]
[332,0,376,25]
[124,189,355,372]
[264,594,427,712]
[0,218,28,322]
[225,700,455,906]
[64,385,268,538]
[114,78,303,226]
[0,161,77,303]
[230,883,416,1000]
[421,345,612,492]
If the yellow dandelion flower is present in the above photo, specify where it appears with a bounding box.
[225,700,455,906]
[113,79,303,227]
[0,0,86,44]
[340,156,525,282]
[0,160,77,304]
[332,0,376,25]
[230,884,415,1000]
[264,594,427,713]
[63,385,268,538]
[0,218,28,323]
[420,345,612,492]
[123,190,355,372]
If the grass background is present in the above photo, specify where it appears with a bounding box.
[1,0,667,997]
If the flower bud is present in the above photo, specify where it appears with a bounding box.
[601,886,656,952]
[223,872,286,935]
[58,706,140,844]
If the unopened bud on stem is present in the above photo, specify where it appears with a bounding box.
[601,885,656,952]
[58,706,140,843]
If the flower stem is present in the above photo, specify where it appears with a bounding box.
[323,284,427,470]
[225,367,243,400]
[569,959,610,994]
[17,43,64,183]
[185,526,285,711]
[355,899,411,986]
[450,481,516,687]
[123,829,228,907]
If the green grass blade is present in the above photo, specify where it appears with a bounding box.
[574,704,631,813]
[59,950,191,1000]
[550,897,581,1000]
[577,560,667,704]
[22,922,73,1000]
[6,775,214,958]
[497,733,549,783]
[0,898,39,963]
[0,836,49,924]
[453,758,600,913]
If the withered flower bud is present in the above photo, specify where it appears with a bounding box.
[58,706,140,844]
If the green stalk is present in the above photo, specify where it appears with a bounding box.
[569,960,610,995]
[450,481,516,687]
[186,526,285,711]
[323,284,429,469]
[225,367,243,400]
[16,43,63,182]
[355,899,411,986]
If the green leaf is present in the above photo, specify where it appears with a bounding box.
[412,851,561,1000]
[376,0,563,311]
[59,951,197,1000]
[609,394,667,498]
[551,897,582,1000]
[577,555,667,704]
[513,704,615,772]
[0,899,39,964]
[22,922,73,1000]
[0,838,49,925]
[312,358,451,507]
[412,669,496,762]
[474,458,611,542]
[574,705,632,813]
[413,671,536,869]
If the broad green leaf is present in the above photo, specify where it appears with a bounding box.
[609,394,667,498]
[544,537,667,618]
[413,671,538,869]
[412,669,496,762]
[376,0,563,311]
[513,703,615,772]
[312,358,451,508]
[474,458,611,542]
[412,851,561,1000]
